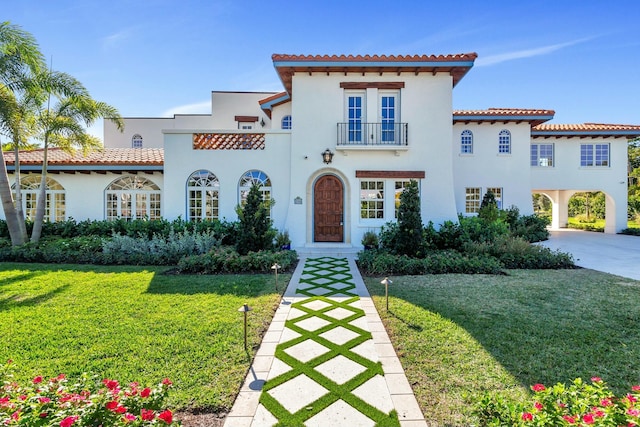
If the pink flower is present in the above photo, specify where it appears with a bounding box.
[633,385,640,392]
[106,401,119,411]
[141,409,155,421]
[601,398,613,406]
[115,405,127,414]
[123,413,136,423]
[591,377,602,382]
[158,409,173,424]
[534,402,543,411]
[32,376,43,384]
[563,415,576,424]
[10,411,19,421]
[140,387,151,398]
[162,378,173,386]
[18,394,27,401]
[628,394,638,404]
[39,412,48,418]
[532,384,546,392]
[592,408,605,418]
[583,413,595,424]
[38,397,51,404]
[629,408,640,417]
[60,415,78,427]
[521,412,533,421]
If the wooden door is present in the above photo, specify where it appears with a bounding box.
[314,175,344,242]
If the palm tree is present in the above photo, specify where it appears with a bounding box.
[0,21,45,245]
[29,79,124,242]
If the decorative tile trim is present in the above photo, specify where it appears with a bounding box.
[193,133,266,150]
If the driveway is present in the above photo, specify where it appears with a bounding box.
[538,229,640,281]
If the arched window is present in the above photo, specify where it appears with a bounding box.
[13,175,65,222]
[498,130,511,154]
[187,170,220,221]
[105,176,161,220]
[239,170,271,206]
[281,115,292,130]
[132,134,143,148]
[461,130,473,154]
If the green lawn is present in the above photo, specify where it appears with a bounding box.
[0,263,288,413]
[365,269,640,426]
[567,217,640,229]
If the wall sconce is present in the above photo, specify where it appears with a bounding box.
[260,118,265,127]
[322,148,334,164]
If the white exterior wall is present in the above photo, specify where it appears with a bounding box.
[271,102,292,131]
[0,172,164,221]
[531,136,629,232]
[453,123,534,215]
[210,92,275,129]
[104,116,213,148]
[162,130,291,230]
[286,71,455,247]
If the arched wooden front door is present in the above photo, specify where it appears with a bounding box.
[314,175,344,242]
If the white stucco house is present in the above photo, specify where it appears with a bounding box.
[4,53,640,248]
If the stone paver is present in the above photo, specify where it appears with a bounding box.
[224,255,427,427]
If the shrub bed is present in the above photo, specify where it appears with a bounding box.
[620,227,640,236]
[177,247,298,274]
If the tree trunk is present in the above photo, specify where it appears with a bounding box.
[30,141,48,243]
[13,144,27,241]
[0,143,26,245]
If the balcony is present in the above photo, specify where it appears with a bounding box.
[337,122,408,146]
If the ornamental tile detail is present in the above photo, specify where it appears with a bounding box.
[193,133,265,150]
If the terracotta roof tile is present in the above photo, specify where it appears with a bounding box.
[533,123,640,132]
[4,148,164,166]
[453,108,555,126]
[272,53,478,62]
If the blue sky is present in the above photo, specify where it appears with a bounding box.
[5,0,640,138]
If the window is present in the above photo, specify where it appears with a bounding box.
[346,92,364,143]
[281,115,292,130]
[465,187,481,213]
[498,130,511,154]
[105,176,161,220]
[187,170,219,221]
[486,187,503,209]
[132,134,143,148]
[394,180,411,218]
[380,93,397,142]
[239,169,271,206]
[461,130,473,154]
[13,175,65,222]
[581,144,610,167]
[360,181,384,219]
[531,143,554,167]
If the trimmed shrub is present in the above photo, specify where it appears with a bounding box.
[464,235,575,269]
[177,247,298,274]
[620,227,640,236]
[396,180,423,256]
[235,184,276,255]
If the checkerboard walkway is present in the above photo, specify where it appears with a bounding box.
[224,256,426,427]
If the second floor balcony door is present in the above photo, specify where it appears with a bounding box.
[380,94,397,143]
[347,95,364,143]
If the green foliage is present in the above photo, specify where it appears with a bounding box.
[474,378,640,426]
[235,184,276,255]
[361,230,379,249]
[396,180,423,256]
[0,362,180,426]
[478,190,500,223]
[568,192,605,220]
[503,206,550,243]
[177,248,298,274]
[620,227,640,236]
[274,230,291,249]
[357,249,503,275]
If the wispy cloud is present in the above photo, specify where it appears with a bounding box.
[475,37,594,67]
[101,28,135,50]
[162,101,211,117]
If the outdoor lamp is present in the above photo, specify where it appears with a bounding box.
[322,148,334,164]
[238,303,253,351]
[271,263,281,292]
[381,277,393,311]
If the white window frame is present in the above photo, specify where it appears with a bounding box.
[281,115,292,130]
[461,130,473,154]
[465,187,481,214]
[238,170,272,217]
[13,175,66,222]
[345,90,366,143]
[132,134,143,148]
[580,143,610,167]
[379,90,400,144]
[187,170,220,221]
[498,130,511,154]
[105,176,161,220]
[531,143,554,167]
[394,180,412,219]
[486,187,503,209]
[360,180,384,219]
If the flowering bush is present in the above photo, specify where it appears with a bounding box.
[475,377,640,426]
[0,362,180,426]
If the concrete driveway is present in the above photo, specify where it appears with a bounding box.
[538,229,640,281]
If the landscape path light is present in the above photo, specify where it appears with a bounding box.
[238,303,253,352]
[271,263,281,292]
[381,277,393,311]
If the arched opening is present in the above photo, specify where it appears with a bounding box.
[313,174,344,242]
[105,176,161,220]
[13,175,66,222]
